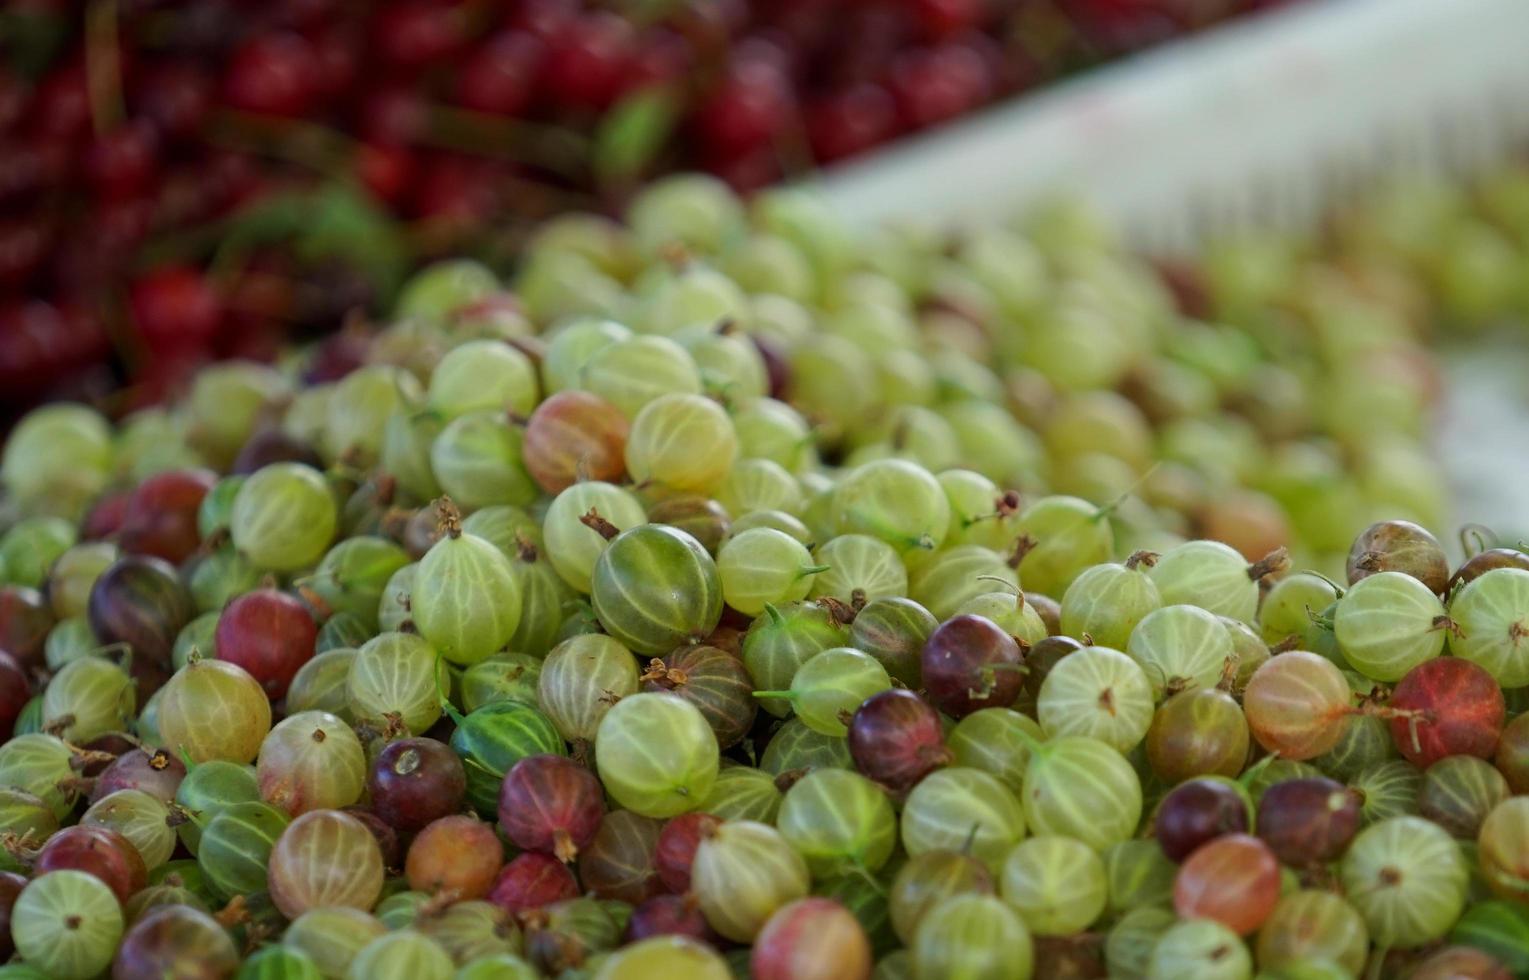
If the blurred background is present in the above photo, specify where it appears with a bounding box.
[1,0,1293,407]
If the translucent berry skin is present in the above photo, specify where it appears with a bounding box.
[1389,657,1505,768]
[920,614,1024,718]
[1255,776,1361,866]
[655,811,722,894]
[578,810,664,905]
[1173,833,1281,936]
[214,588,317,700]
[1155,778,1249,863]
[1497,712,1529,793]
[367,737,467,833]
[0,650,31,740]
[118,468,217,565]
[405,815,504,900]
[0,871,23,960]
[489,852,581,915]
[88,555,193,666]
[751,897,873,980]
[626,894,718,944]
[33,824,147,905]
[112,904,240,980]
[498,754,605,862]
[847,689,950,792]
[1346,519,1449,596]
[523,390,630,493]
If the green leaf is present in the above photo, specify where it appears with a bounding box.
[593,86,683,186]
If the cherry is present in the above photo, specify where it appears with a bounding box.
[888,42,992,129]
[357,84,430,145]
[0,141,68,202]
[129,266,224,356]
[224,32,322,116]
[0,67,28,133]
[356,141,418,206]
[132,62,214,139]
[410,153,501,226]
[540,12,636,111]
[807,83,898,163]
[621,29,693,92]
[693,55,793,161]
[306,21,361,101]
[371,0,469,71]
[83,120,160,201]
[911,0,987,40]
[454,31,545,116]
[507,0,581,41]
[26,60,91,144]
[0,214,52,288]
[705,145,781,195]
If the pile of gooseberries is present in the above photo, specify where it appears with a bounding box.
[0,171,1526,980]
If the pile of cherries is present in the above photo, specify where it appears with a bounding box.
[0,0,1281,414]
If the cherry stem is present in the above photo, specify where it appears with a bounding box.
[84,0,124,136]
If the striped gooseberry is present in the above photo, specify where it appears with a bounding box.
[591,524,723,655]
[691,820,809,943]
[268,809,385,918]
[411,506,522,666]
[595,693,719,819]
[900,767,1026,871]
[776,768,896,876]
[1021,734,1142,852]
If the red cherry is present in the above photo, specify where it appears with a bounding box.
[0,214,51,288]
[357,84,430,145]
[0,66,27,134]
[306,21,360,100]
[693,56,793,160]
[806,83,898,163]
[911,0,986,40]
[132,62,214,139]
[224,32,321,116]
[130,265,224,356]
[622,29,693,92]
[0,301,70,391]
[83,121,160,201]
[1389,657,1505,768]
[371,0,469,70]
[410,154,501,225]
[705,145,782,195]
[356,141,417,206]
[888,42,992,130]
[826,6,912,87]
[454,31,544,116]
[0,140,68,202]
[506,0,580,40]
[540,12,635,111]
[27,61,91,144]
